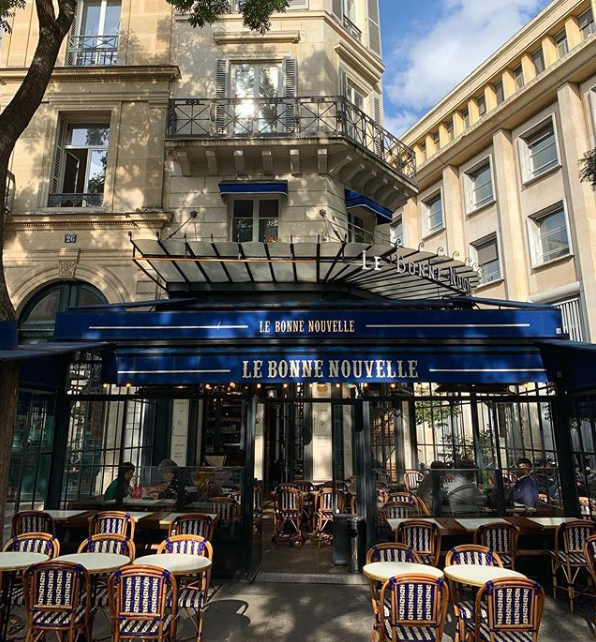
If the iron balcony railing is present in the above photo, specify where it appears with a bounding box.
[167,96,416,181]
[343,15,362,41]
[66,35,119,66]
[48,193,104,208]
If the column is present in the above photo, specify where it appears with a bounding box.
[442,165,465,256]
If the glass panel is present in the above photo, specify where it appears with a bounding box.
[494,81,504,104]
[81,1,101,35]
[258,66,279,133]
[426,195,443,231]
[471,164,493,207]
[259,217,279,243]
[533,48,545,73]
[25,289,62,322]
[87,150,107,194]
[104,1,122,35]
[477,237,501,284]
[528,124,557,175]
[539,209,569,262]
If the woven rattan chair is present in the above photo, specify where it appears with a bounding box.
[293,480,314,527]
[466,577,545,642]
[403,470,424,493]
[396,519,442,566]
[157,535,213,642]
[89,511,135,539]
[372,574,449,642]
[312,489,346,547]
[381,501,420,521]
[4,533,60,558]
[387,491,417,505]
[474,522,520,569]
[168,513,215,541]
[24,561,91,642]
[273,486,304,546]
[551,519,596,611]
[205,497,241,534]
[108,565,177,642]
[12,511,55,537]
[77,533,135,558]
[365,543,422,606]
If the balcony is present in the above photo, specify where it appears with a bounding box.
[48,193,104,208]
[166,97,416,208]
[66,35,119,66]
[342,16,362,42]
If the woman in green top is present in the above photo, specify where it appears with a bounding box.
[104,462,135,501]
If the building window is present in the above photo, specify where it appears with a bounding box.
[67,0,121,66]
[579,8,595,40]
[49,121,109,208]
[465,161,494,212]
[419,141,426,159]
[432,131,440,146]
[554,28,568,58]
[231,199,279,243]
[533,47,545,74]
[347,212,373,243]
[530,204,570,265]
[493,79,504,105]
[392,216,403,246]
[232,63,281,134]
[461,107,470,128]
[446,119,454,140]
[473,236,501,285]
[520,119,559,181]
[554,297,585,342]
[513,64,524,90]
[422,192,443,235]
[477,94,487,117]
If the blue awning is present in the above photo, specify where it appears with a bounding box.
[0,321,17,349]
[345,190,394,223]
[219,181,288,197]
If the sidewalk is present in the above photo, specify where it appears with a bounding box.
[199,581,593,642]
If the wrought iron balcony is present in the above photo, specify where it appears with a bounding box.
[66,35,119,66]
[48,193,104,208]
[167,96,416,182]
[342,15,362,42]
[4,171,15,216]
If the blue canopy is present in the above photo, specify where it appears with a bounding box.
[345,189,394,223]
[219,181,288,197]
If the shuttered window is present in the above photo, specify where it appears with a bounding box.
[474,236,501,285]
[554,298,585,342]
[368,0,381,56]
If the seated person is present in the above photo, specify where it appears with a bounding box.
[445,460,488,513]
[146,459,179,499]
[417,460,447,511]
[103,462,135,501]
[512,457,539,508]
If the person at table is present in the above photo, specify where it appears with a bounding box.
[104,462,135,501]
[446,460,488,514]
[512,457,538,508]
[417,460,447,511]
[146,459,179,499]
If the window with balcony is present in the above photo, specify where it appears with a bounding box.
[513,64,524,90]
[533,47,545,74]
[493,79,504,105]
[529,204,570,265]
[473,235,501,285]
[231,199,279,243]
[49,121,109,208]
[342,0,361,41]
[465,161,494,213]
[477,94,487,117]
[579,8,595,40]
[231,63,282,134]
[520,118,559,182]
[68,0,121,66]
[422,192,443,236]
[554,28,568,58]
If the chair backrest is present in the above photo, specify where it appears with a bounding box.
[585,534,596,582]
[77,534,135,559]
[387,492,417,505]
[206,497,241,521]
[157,534,213,559]
[317,480,348,493]
[558,519,596,555]
[108,565,176,630]
[445,544,503,567]
[227,490,242,504]
[168,513,215,540]
[378,574,449,640]
[381,501,419,520]
[293,480,314,493]
[477,578,544,639]
[397,520,442,564]
[475,522,519,558]
[403,470,423,492]
[315,489,346,513]
[274,487,303,513]
[89,511,135,539]
[12,511,55,536]
[4,533,60,558]
[25,561,90,628]
[366,543,422,564]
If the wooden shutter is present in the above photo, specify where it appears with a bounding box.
[339,66,348,98]
[215,59,230,134]
[368,0,381,56]
[332,0,343,21]
[372,92,383,156]
[66,5,79,65]
[51,115,66,197]
[283,57,298,133]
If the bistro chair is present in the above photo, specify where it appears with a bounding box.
[584,534,596,637]
[24,560,92,642]
[158,535,213,642]
[372,574,449,642]
[551,519,596,611]
[89,511,135,539]
[168,513,215,541]
[273,486,304,546]
[312,489,346,547]
[77,533,135,559]
[205,497,241,531]
[396,519,442,566]
[403,470,424,493]
[466,577,545,642]
[227,490,242,505]
[293,480,314,526]
[316,480,349,493]
[12,511,55,536]
[108,565,177,642]
[386,491,417,505]
[365,543,422,606]
[474,522,520,569]
[4,532,60,558]
[380,501,420,522]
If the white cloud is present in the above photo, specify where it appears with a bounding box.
[384,0,550,130]
[384,110,420,137]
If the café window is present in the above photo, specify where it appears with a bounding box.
[231,199,279,243]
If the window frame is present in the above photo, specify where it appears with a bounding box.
[421,190,444,238]
[476,94,487,117]
[461,107,470,128]
[493,79,505,105]
[554,28,569,59]
[463,157,495,215]
[533,47,545,74]
[472,233,502,287]
[229,196,281,243]
[579,8,595,40]
[527,201,572,268]
[513,64,524,90]
[518,116,561,184]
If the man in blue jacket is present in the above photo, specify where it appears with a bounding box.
[512,458,539,508]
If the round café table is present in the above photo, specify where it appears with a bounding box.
[443,564,526,586]
[56,553,131,574]
[132,554,212,576]
[363,561,444,581]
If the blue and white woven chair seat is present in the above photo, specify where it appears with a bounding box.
[384,623,437,641]
[118,615,172,635]
[95,587,111,607]
[6,586,25,605]
[465,621,533,642]
[33,603,87,627]
[554,551,586,565]
[454,600,488,620]
[416,553,433,565]
[164,587,204,610]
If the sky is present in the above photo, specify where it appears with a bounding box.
[379,0,553,135]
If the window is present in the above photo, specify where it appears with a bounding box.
[419,141,427,159]
[554,297,585,341]
[579,8,595,40]
[493,80,504,105]
[446,119,454,141]
[342,0,361,40]
[473,236,501,285]
[513,64,524,90]
[68,0,121,66]
[466,161,494,212]
[392,216,403,246]
[461,107,470,128]
[232,63,281,134]
[50,121,109,208]
[554,29,568,58]
[531,205,570,265]
[477,95,487,116]
[231,199,279,243]
[533,47,545,74]
[423,192,443,234]
[432,131,440,146]
[348,212,373,243]
[521,119,559,181]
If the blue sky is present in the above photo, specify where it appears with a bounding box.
[379,0,552,135]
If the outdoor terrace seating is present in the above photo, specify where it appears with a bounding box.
[474,522,519,569]
[396,519,442,566]
[12,511,55,536]
[89,511,136,540]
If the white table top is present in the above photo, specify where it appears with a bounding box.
[133,554,212,575]
[57,553,131,573]
[444,564,525,587]
[454,518,509,531]
[158,513,218,527]
[362,561,443,581]
[43,510,87,521]
[526,517,574,528]
[387,518,444,531]
[0,552,49,571]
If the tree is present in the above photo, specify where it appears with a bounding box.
[0,0,288,534]
[580,147,596,189]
